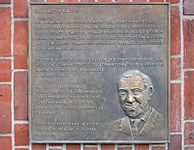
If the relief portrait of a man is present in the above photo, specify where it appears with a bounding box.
[107,70,165,140]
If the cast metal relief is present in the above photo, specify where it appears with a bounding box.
[29,3,170,143]
[108,70,164,139]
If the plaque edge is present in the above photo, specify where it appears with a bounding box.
[28,3,32,145]
[29,2,171,5]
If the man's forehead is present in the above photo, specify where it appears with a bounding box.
[118,75,144,89]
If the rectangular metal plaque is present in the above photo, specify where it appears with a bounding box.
[29,3,170,143]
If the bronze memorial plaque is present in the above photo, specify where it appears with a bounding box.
[29,3,170,143]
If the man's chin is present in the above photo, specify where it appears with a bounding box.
[126,112,140,118]
[122,107,143,118]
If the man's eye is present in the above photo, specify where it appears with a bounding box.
[131,89,142,95]
[118,90,128,97]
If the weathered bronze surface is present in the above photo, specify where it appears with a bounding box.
[29,3,170,143]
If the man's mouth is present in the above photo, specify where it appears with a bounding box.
[123,105,135,111]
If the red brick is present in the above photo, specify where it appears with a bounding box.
[168,135,181,150]
[0,0,10,3]
[0,60,11,82]
[47,0,60,2]
[49,143,63,146]
[118,145,132,150]
[14,0,28,17]
[150,0,164,1]
[170,7,181,55]
[81,0,95,2]
[0,136,12,150]
[101,144,114,150]
[50,149,63,150]
[135,144,149,150]
[98,0,112,2]
[84,145,97,150]
[171,57,181,80]
[185,147,194,150]
[66,144,80,150]
[0,85,11,133]
[166,0,179,2]
[14,21,28,69]
[14,124,29,146]
[30,0,44,2]
[184,0,194,15]
[14,72,28,120]
[0,8,11,56]
[170,83,181,132]
[132,0,146,2]
[115,0,129,2]
[184,20,194,68]
[16,149,29,150]
[185,122,194,144]
[185,71,194,120]
[32,144,46,150]
[64,0,79,2]
[152,145,165,150]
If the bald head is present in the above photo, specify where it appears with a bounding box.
[117,70,153,94]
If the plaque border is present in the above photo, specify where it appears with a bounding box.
[29,3,170,144]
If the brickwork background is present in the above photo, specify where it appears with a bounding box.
[0,0,194,150]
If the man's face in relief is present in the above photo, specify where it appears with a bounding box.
[117,75,151,119]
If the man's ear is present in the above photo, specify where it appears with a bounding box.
[148,86,154,96]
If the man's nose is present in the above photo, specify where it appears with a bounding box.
[126,93,135,103]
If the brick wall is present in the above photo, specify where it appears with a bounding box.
[0,0,193,150]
